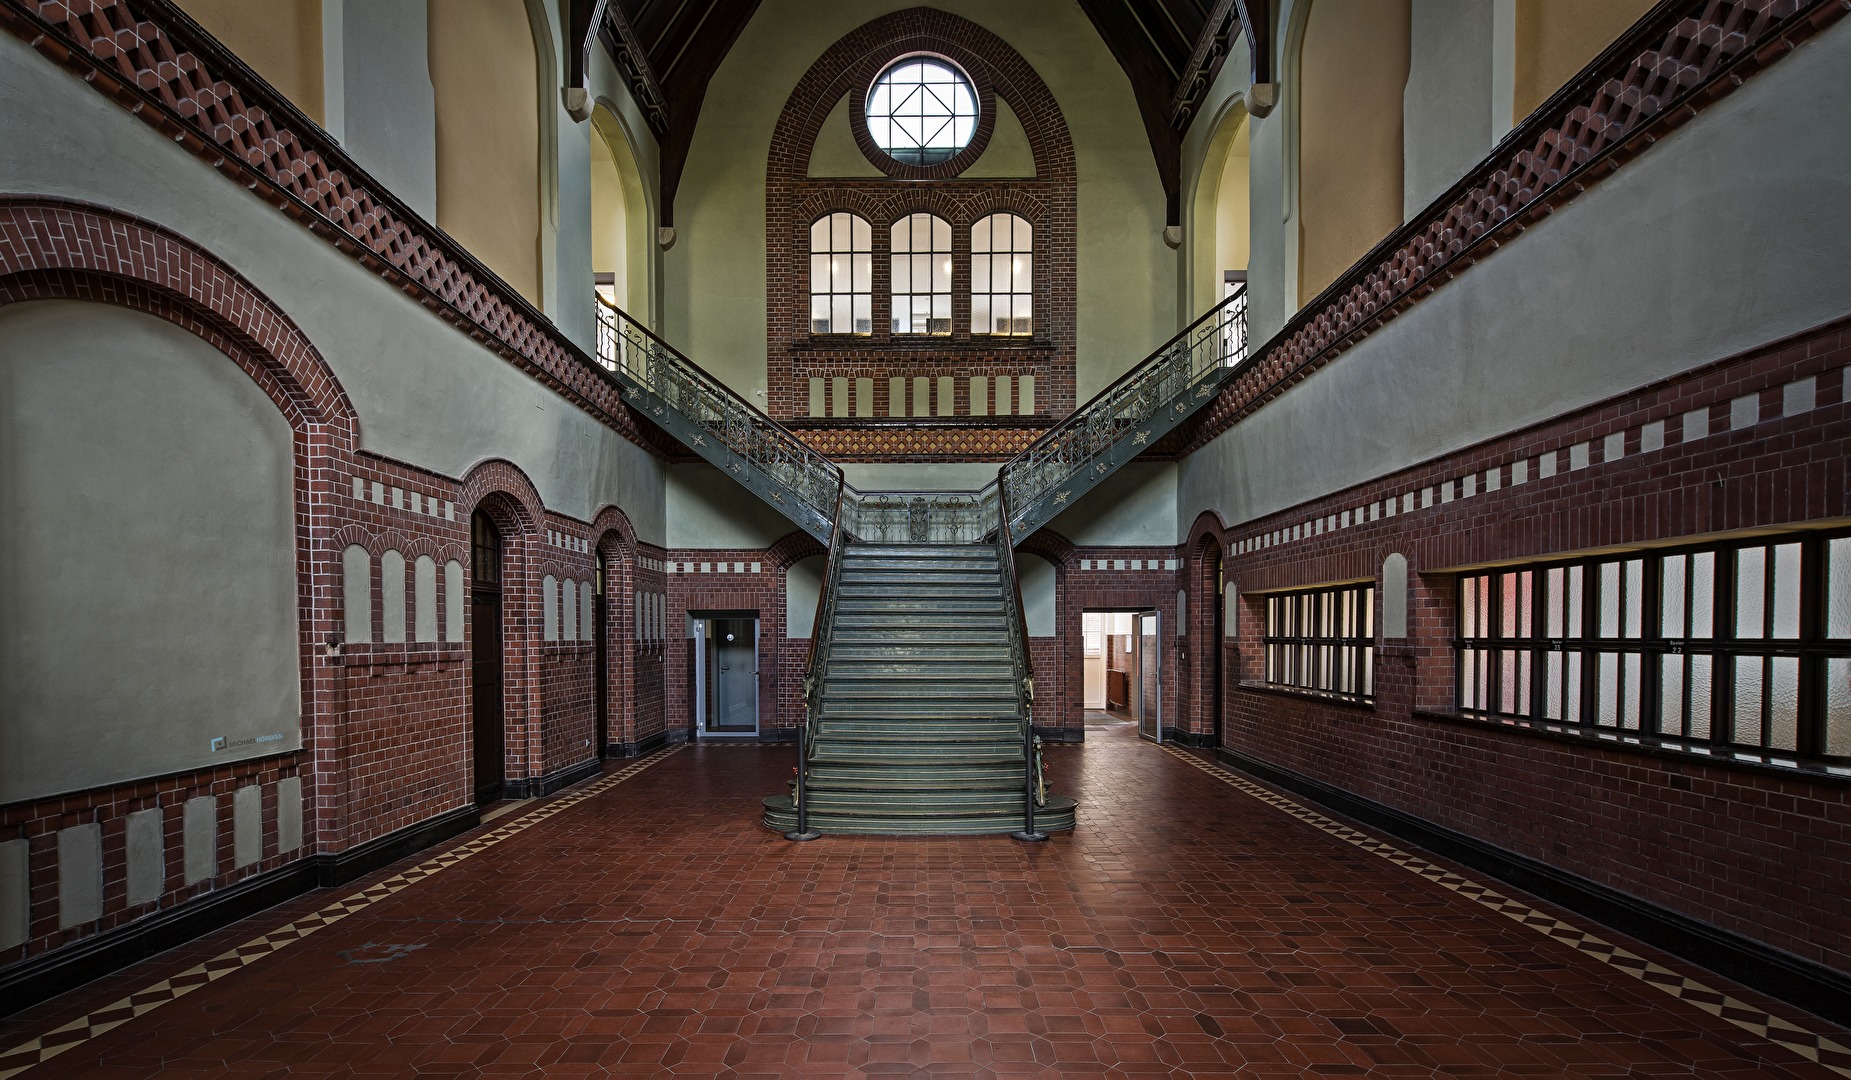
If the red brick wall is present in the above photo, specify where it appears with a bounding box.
[1198,316,1851,973]
[764,8,1076,460]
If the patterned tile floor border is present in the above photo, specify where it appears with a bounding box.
[1162,744,1851,1078]
[0,747,683,1080]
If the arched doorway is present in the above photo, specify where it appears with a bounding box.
[470,510,505,804]
[594,547,611,757]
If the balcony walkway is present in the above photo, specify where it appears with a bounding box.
[1,727,1843,1079]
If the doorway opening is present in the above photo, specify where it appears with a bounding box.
[692,613,758,737]
[1082,610,1157,736]
[470,510,506,804]
[594,548,611,757]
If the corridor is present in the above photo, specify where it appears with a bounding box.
[0,728,1843,1079]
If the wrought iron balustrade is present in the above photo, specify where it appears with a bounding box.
[999,286,1247,539]
[595,297,843,542]
[839,487,998,545]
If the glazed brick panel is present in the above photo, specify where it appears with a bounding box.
[1208,316,1851,974]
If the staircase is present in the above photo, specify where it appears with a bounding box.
[761,543,1076,835]
[592,287,1248,838]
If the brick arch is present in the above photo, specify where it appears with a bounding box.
[767,531,827,571]
[1183,510,1232,742]
[0,199,358,440]
[766,8,1078,434]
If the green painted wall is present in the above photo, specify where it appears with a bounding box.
[664,0,1173,405]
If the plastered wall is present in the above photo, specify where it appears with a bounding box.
[0,30,667,545]
[665,0,1174,404]
[0,304,302,803]
[1176,19,1851,539]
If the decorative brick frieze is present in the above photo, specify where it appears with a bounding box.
[766,8,1078,446]
[1193,315,1851,974]
[1181,0,1850,456]
[0,0,674,458]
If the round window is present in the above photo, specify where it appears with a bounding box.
[865,56,978,166]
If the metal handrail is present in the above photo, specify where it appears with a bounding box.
[595,296,844,540]
[997,286,1247,536]
[995,484,1046,842]
[839,487,996,545]
[787,476,847,841]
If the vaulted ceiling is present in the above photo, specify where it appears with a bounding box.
[570,0,1268,228]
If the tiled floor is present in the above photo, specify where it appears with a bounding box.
[2,726,1847,1079]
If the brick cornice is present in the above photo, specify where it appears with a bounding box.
[1179,0,1850,456]
[0,0,676,460]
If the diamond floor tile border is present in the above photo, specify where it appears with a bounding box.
[1161,744,1851,1078]
[0,746,683,1080]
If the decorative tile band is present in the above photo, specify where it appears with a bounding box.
[665,561,763,575]
[1163,746,1851,1078]
[350,474,453,522]
[1076,558,1178,572]
[0,747,683,1080]
[1231,367,1848,557]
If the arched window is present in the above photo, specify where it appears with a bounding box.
[972,213,1032,336]
[809,212,871,334]
[472,511,501,586]
[890,213,951,335]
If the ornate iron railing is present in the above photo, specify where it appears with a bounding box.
[999,285,1247,539]
[840,487,998,545]
[787,477,848,841]
[994,484,1046,841]
[595,297,843,542]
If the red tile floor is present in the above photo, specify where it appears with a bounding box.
[2,725,1847,1078]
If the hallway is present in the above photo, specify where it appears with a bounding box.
[1,729,1843,1079]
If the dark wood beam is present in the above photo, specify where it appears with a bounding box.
[598,0,671,139]
[1077,0,1183,222]
[652,0,760,229]
[1166,0,1236,127]
[1234,0,1272,84]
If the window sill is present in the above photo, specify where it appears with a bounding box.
[1412,709,1851,787]
[793,337,1055,353]
[333,641,464,668]
[1236,681,1375,712]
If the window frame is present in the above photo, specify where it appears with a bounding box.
[971,212,1033,337]
[889,212,953,336]
[807,211,873,336]
[1260,581,1376,704]
[864,54,980,168]
[1454,530,1851,764]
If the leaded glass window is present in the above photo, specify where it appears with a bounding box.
[865,57,978,166]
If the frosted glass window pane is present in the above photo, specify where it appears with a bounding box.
[1364,649,1373,695]
[1567,567,1583,636]
[832,297,850,331]
[1691,552,1715,638]
[853,295,871,334]
[1463,578,1478,638]
[1500,651,1517,713]
[1462,650,1477,709]
[1544,653,1563,719]
[1598,653,1619,726]
[972,217,991,252]
[1689,655,1712,738]
[1017,254,1032,291]
[933,216,950,249]
[1660,655,1684,734]
[1566,654,1582,723]
[1771,543,1801,638]
[1545,569,1563,638]
[852,216,870,248]
[890,255,910,292]
[1733,656,1763,745]
[1599,562,1620,637]
[1661,555,1686,638]
[1501,573,1518,638]
[932,253,950,292]
[1364,588,1374,637]
[811,254,829,289]
[810,218,829,249]
[1769,656,1799,751]
[1826,658,1851,756]
[1623,653,1641,729]
[1830,538,1851,639]
[1518,571,1533,637]
[1017,219,1032,247]
[1736,547,1765,638]
[853,254,871,289]
[1518,652,1532,717]
[1624,560,1643,639]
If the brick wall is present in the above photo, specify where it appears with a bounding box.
[764,8,1077,461]
[1195,316,1851,973]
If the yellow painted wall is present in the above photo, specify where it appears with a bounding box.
[667,0,1171,403]
[1296,0,1409,300]
[1214,116,1250,281]
[1514,0,1655,122]
[591,121,631,311]
[428,0,542,303]
[177,0,323,126]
